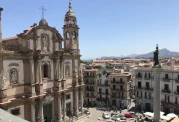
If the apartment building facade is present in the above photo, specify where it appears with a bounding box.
[83,69,98,107]
[109,72,132,109]
[97,71,110,107]
[135,67,179,114]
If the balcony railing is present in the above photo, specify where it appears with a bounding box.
[163,77,170,82]
[136,86,142,89]
[97,97,109,101]
[175,78,179,83]
[143,87,153,91]
[115,81,125,84]
[98,83,110,87]
[86,89,95,91]
[98,92,109,95]
[85,82,95,85]
[145,96,153,100]
[136,76,142,79]
[111,96,116,98]
[111,88,125,91]
[161,100,171,103]
[162,89,171,93]
[174,91,179,95]
[144,77,152,80]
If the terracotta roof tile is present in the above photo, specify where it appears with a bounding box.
[2,25,37,41]
[2,36,18,41]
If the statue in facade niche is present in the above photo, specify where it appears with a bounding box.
[10,69,18,84]
[73,67,78,78]
[42,34,49,52]
[65,65,70,76]
[153,44,159,66]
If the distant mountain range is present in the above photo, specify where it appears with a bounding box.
[100,48,179,59]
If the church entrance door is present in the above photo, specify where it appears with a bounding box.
[43,103,52,122]
[66,102,71,116]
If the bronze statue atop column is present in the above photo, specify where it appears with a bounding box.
[153,44,160,67]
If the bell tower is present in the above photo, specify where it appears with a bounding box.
[63,2,79,54]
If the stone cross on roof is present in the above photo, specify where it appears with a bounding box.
[39,6,46,19]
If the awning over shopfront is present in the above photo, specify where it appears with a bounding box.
[0,109,29,122]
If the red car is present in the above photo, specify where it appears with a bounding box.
[124,112,134,118]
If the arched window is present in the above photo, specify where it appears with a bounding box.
[10,68,18,84]
[43,64,48,78]
[73,32,76,39]
[66,32,70,39]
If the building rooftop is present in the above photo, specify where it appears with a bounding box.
[109,72,131,76]
[136,65,179,72]
[84,69,98,72]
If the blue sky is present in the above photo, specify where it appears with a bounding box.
[1,0,179,59]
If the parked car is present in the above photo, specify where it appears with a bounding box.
[111,115,121,121]
[124,112,134,118]
[118,115,126,120]
[85,110,90,115]
[102,113,110,119]
[111,113,118,117]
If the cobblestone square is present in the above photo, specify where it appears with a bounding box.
[77,101,140,122]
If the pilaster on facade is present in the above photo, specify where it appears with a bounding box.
[36,96,45,122]
[29,59,36,97]
[79,87,84,113]
[28,98,36,122]
[62,92,66,122]
[75,88,79,116]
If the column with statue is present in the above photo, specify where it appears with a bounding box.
[152,44,162,122]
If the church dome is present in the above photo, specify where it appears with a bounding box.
[39,18,48,26]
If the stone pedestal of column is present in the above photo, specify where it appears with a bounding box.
[152,66,162,122]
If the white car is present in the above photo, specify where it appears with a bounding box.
[111,115,121,121]
[102,113,110,119]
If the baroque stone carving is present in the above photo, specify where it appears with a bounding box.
[41,33,49,52]
[0,70,6,89]
[10,68,18,84]
[73,67,78,78]
[8,63,19,67]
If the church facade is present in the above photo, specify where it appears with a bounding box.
[0,2,84,122]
